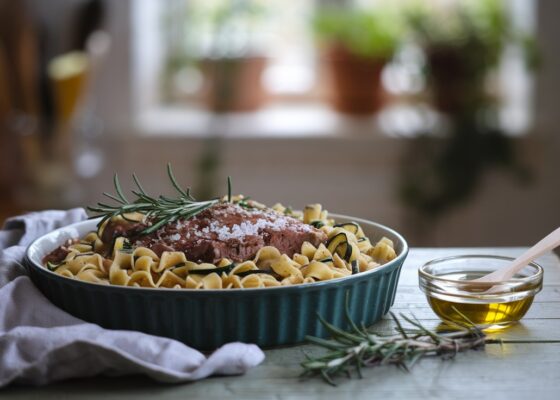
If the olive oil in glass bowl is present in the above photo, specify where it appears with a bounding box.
[419,255,543,330]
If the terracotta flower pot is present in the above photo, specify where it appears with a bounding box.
[324,44,387,115]
[426,46,487,115]
[201,56,267,113]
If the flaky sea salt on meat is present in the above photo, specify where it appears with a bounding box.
[205,212,309,241]
[148,205,314,244]
[168,233,181,242]
[132,202,327,262]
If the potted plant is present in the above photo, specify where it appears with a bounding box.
[397,0,538,238]
[313,7,404,115]
[163,0,268,113]
[407,0,538,115]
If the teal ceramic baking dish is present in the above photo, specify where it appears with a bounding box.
[24,214,408,350]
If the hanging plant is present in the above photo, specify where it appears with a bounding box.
[398,116,532,220]
[398,0,537,225]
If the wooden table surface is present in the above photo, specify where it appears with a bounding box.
[3,248,560,399]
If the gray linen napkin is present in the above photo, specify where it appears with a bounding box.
[0,209,264,387]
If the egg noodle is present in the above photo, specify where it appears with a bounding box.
[45,202,397,289]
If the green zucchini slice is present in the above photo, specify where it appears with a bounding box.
[351,260,359,275]
[326,232,352,261]
[235,270,277,278]
[310,220,325,229]
[46,261,63,271]
[333,222,360,235]
[189,263,235,275]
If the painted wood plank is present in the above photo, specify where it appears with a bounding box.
[393,285,560,303]
[399,248,560,285]
[366,316,560,341]
[4,343,560,400]
[389,301,560,320]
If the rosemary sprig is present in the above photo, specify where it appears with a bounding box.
[236,197,253,210]
[301,303,500,386]
[87,164,224,235]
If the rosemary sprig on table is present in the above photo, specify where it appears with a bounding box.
[88,164,227,235]
[301,305,501,386]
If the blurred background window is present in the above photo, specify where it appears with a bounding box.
[132,0,536,137]
[2,0,558,249]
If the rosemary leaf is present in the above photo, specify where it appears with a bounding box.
[301,300,502,386]
[87,165,230,236]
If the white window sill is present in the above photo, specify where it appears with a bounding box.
[134,102,444,140]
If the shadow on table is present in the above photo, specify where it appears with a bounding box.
[1,374,217,397]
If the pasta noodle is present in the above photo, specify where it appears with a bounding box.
[44,202,398,289]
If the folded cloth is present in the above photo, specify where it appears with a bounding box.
[0,209,264,387]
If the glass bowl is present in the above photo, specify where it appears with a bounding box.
[418,255,543,330]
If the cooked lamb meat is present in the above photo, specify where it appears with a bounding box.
[99,218,146,244]
[42,239,78,265]
[132,203,327,263]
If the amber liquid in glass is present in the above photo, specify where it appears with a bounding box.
[427,272,535,329]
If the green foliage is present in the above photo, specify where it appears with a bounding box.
[407,0,536,72]
[302,295,499,386]
[398,117,532,220]
[182,0,267,58]
[397,0,538,221]
[313,7,404,59]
